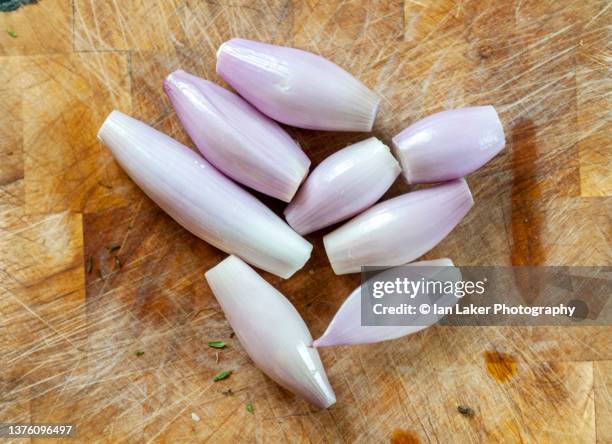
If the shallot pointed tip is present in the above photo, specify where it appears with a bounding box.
[311,338,330,348]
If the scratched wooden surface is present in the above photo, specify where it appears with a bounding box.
[0,0,610,443]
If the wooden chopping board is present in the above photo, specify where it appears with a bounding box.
[0,0,610,442]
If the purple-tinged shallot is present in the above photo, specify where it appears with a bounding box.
[216,38,380,132]
[392,106,505,184]
[314,259,460,347]
[324,179,473,275]
[98,111,311,279]
[285,137,400,235]
[164,70,310,202]
[205,255,336,409]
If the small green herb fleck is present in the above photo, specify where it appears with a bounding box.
[114,256,122,269]
[108,244,121,253]
[246,403,254,414]
[85,256,93,274]
[135,350,145,357]
[213,370,232,382]
[457,405,475,417]
[208,340,226,349]
[7,29,17,38]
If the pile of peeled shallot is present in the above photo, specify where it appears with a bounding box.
[98,38,505,410]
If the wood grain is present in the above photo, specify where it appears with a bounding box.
[594,361,612,442]
[0,0,71,55]
[22,53,135,214]
[0,0,610,442]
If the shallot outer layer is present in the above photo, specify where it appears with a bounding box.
[285,137,400,235]
[164,70,310,202]
[216,38,380,132]
[98,111,311,279]
[324,179,474,275]
[205,255,336,409]
[392,106,505,184]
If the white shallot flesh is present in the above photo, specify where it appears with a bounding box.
[205,255,336,409]
[98,111,312,279]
